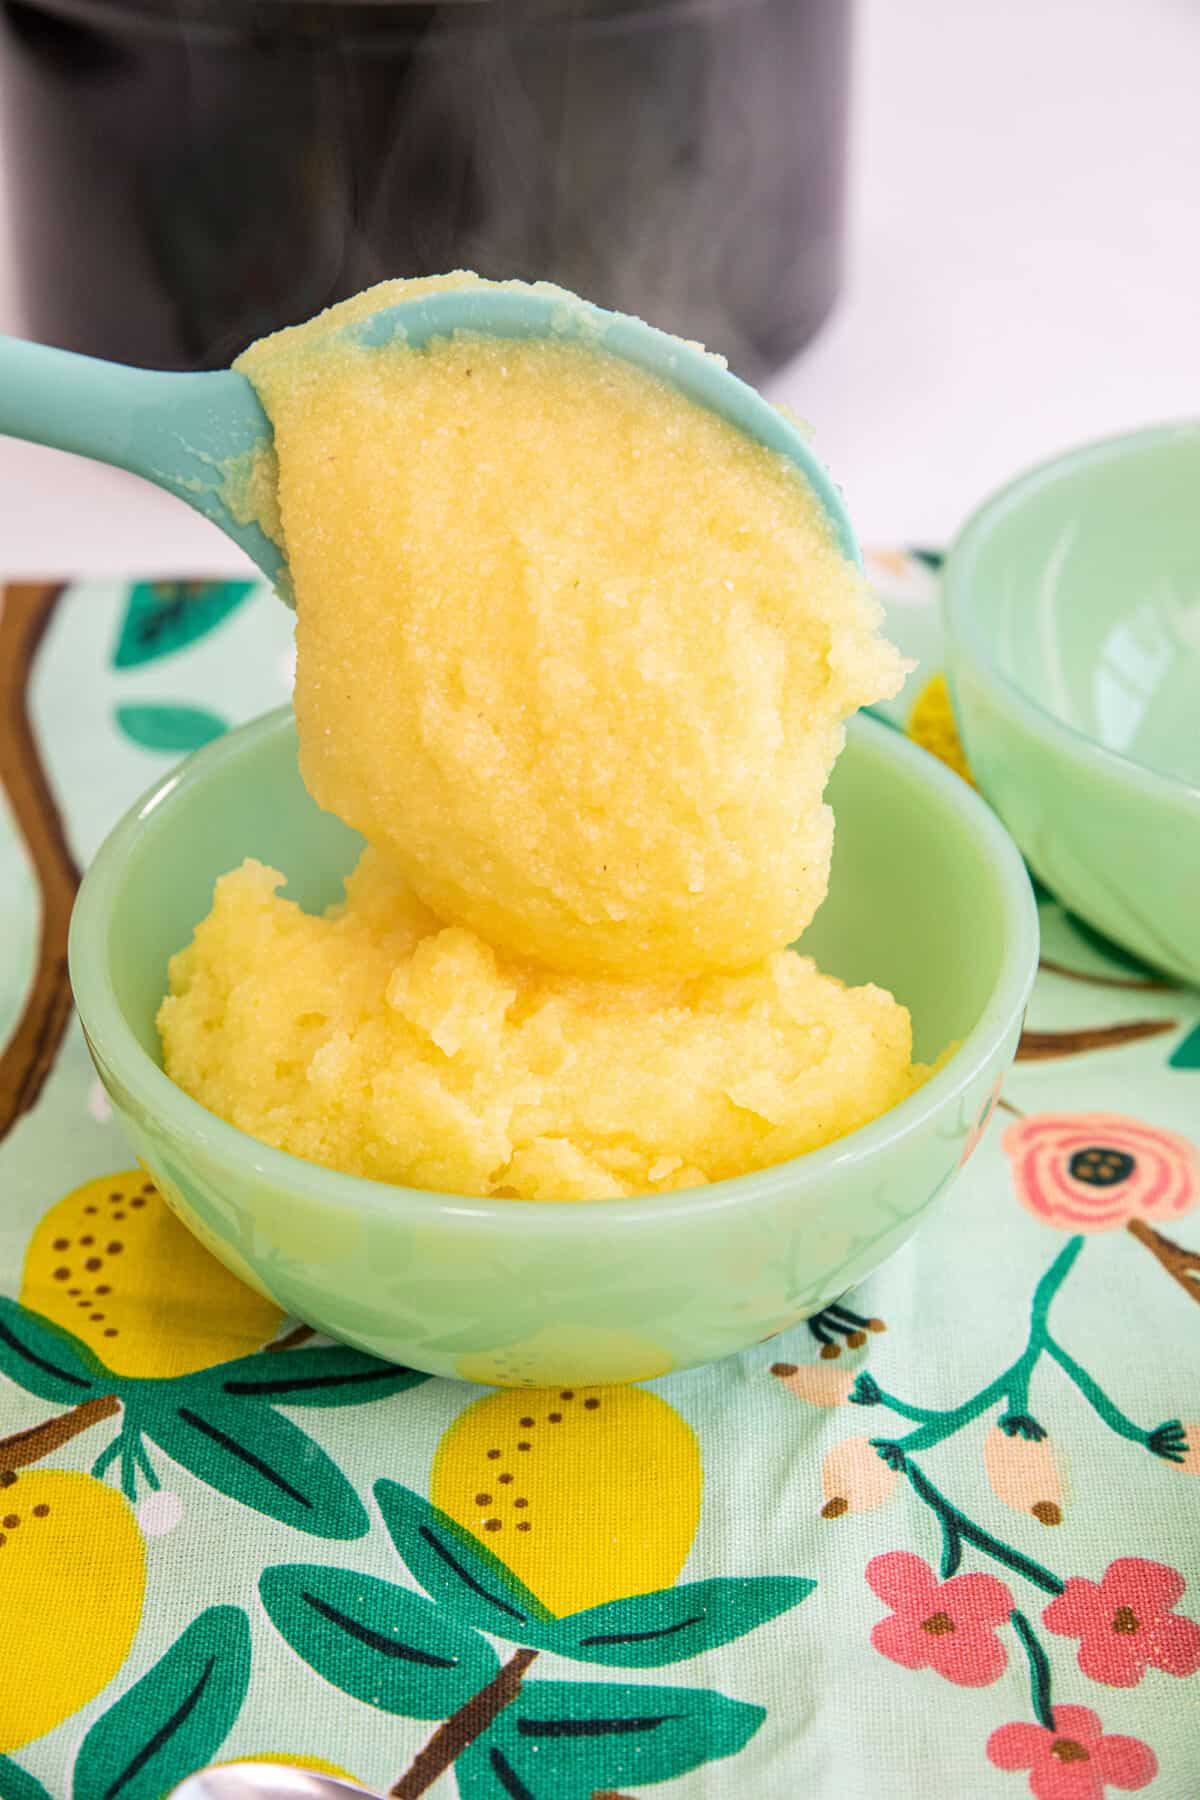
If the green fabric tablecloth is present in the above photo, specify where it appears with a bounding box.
[1,554,1197,1800]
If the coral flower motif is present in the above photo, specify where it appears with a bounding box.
[821,1437,898,1519]
[984,1421,1064,1526]
[1043,1558,1200,1687]
[988,1705,1156,1799]
[1003,1112,1199,1233]
[770,1359,853,1406]
[865,1551,1012,1686]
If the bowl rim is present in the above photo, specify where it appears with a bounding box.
[69,707,1039,1235]
[942,418,1200,806]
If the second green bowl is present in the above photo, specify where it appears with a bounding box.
[943,422,1200,985]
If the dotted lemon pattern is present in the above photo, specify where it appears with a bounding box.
[906,671,974,784]
[20,1173,283,1378]
[456,1324,675,1387]
[431,1383,702,1617]
[1,569,1197,1800]
[0,1470,145,1751]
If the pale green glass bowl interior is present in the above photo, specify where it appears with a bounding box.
[943,422,1200,985]
[69,709,1037,1384]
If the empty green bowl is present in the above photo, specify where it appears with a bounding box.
[69,708,1037,1385]
[944,422,1200,985]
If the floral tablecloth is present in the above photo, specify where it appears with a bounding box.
[0,554,1198,1800]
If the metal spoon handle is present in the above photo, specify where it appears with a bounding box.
[167,1762,383,1800]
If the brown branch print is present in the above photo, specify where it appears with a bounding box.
[0,583,77,1140]
[391,1646,539,1798]
[265,1322,316,1353]
[0,1320,317,1474]
[1016,1019,1177,1061]
[0,1392,120,1472]
[1039,957,1175,993]
[1126,1218,1200,1306]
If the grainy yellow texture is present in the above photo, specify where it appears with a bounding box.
[159,852,931,1202]
[174,274,928,1201]
[236,274,906,976]
[159,853,928,1195]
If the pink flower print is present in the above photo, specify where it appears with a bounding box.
[769,1359,853,1406]
[984,1423,1064,1527]
[988,1706,1156,1799]
[1004,1112,1199,1233]
[865,1550,1012,1686]
[821,1436,898,1519]
[1043,1557,1200,1687]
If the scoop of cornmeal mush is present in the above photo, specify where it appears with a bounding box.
[159,273,932,1201]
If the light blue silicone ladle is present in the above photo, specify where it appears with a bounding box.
[0,286,860,597]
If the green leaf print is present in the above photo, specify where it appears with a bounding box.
[73,1605,250,1800]
[138,1389,368,1538]
[114,703,229,753]
[374,1480,554,1635]
[259,1563,499,1719]
[111,580,256,669]
[1063,909,1169,980]
[1027,866,1055,905]
[548,1576,816,1667]
[1169,1022,1200,1069]
[0,1298,109,1404]
[0,1758,54,1800]
[458,1681,765,1798]
[199,1344,431,1409]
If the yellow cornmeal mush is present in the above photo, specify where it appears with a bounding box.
[161,274,934,1202]
[160,851,932,1201]
[233,273,906,977]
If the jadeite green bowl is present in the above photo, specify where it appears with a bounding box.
[69,707,1037,1386]
[943,422,1200,986]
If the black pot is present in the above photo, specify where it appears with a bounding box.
[0,0,852,377]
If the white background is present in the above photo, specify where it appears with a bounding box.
[1,0,1197,574]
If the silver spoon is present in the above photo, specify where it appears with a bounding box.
[168,1766,382,1800]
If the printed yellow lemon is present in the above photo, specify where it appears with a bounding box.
[431,1385,701,1617]
[456,1326,674,1388]
[20,1172,283,1378]
[907,671,974,784]
[0,1469,145,1750]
